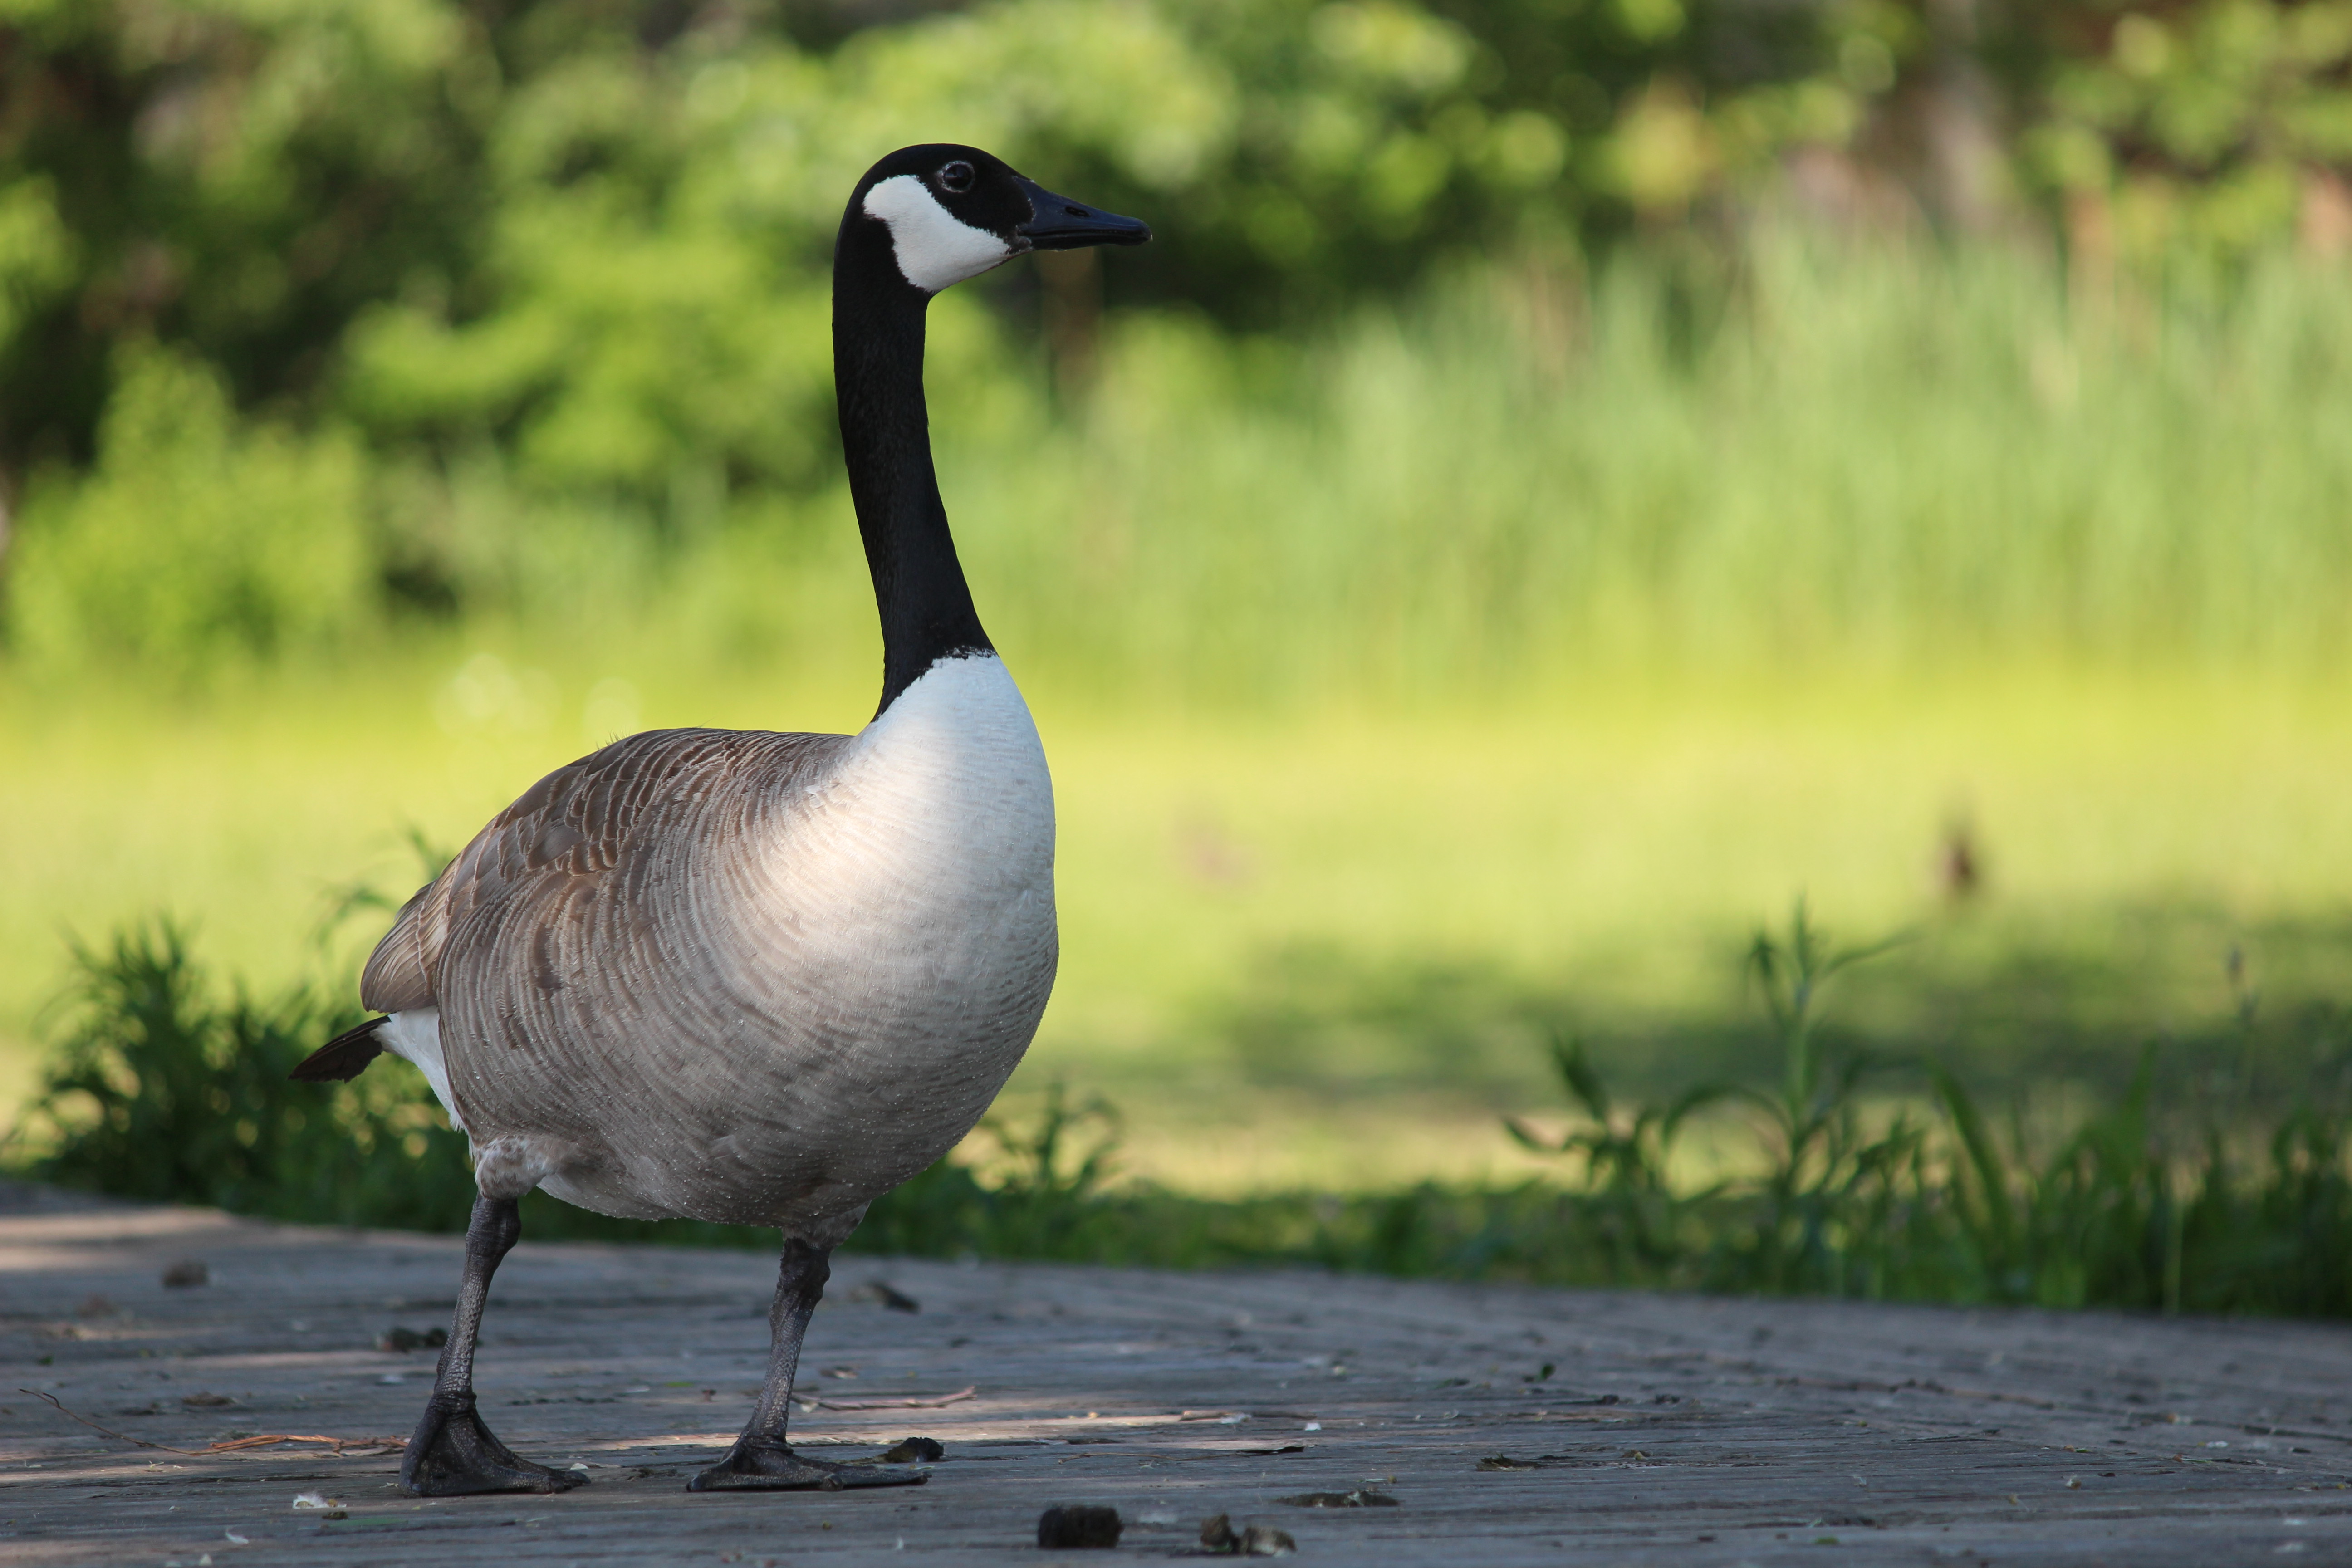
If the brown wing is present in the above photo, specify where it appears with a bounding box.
[358,728,847,1015]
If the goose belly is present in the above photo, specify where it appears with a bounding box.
[467,656,1058,1230]
[536,883,1058,1230]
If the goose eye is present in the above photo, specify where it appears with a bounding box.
[937,160,975,194]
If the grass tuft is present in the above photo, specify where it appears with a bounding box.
[6,920,474,1232]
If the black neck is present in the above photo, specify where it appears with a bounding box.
[833,211,994,717]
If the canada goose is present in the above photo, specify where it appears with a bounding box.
[293,145,1148,1496]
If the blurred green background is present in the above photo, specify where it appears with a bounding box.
[3,0,2350,1204]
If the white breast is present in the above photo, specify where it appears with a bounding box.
[844,651,1055,872]
[760,652,1055,993]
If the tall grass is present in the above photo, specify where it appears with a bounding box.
[14,907,2352,1318]
[764,237,2352,706]
[11,923,473,1232]
[17,238,2348,706]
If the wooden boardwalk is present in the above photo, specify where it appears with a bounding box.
[5,1181,2350,1565]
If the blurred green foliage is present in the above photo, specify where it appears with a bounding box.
[2014,2,2352,262]
[4,0,2352,675]
[9,343,374,668]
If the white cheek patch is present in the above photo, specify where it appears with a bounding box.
[863,174,1017,293]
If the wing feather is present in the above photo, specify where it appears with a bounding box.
[358,728,846,1016]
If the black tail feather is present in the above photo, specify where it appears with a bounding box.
[291,1017,389,1083]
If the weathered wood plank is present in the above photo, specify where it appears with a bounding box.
[5,1182,2349,1565]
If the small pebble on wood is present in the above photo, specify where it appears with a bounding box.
[1037,1504,1122,1548]
[1201,1514,1298,1556]
[159,1258,208,1287]
[847,1279,920,1312]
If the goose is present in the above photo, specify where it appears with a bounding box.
[292,145,1148,1497]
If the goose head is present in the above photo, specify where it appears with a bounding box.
[844,143,1151,297]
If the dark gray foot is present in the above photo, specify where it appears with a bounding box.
[401,1392,588,1497]
[687,1438,931,1493]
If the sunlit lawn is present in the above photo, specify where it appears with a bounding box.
[6,647,2346,1193]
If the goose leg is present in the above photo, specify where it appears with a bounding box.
[689,1237,929,1492]
[401,1195,586,1496]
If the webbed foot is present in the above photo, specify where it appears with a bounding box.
[687,1437,931,1493]
[401,1391,587,1496]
